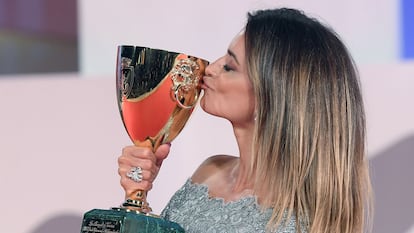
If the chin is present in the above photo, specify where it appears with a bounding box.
[199,98,208,113]
[199,96,225,119]
[199,98,214,116]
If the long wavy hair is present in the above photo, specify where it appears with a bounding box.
[245,8,373,233]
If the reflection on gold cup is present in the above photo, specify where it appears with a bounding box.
[80,46,208,233]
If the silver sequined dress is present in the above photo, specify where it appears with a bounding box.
[161,179,299,233]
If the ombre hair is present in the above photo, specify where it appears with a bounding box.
[245,8,372,233]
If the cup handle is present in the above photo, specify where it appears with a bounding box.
[173,84,198,109]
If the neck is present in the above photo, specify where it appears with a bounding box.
[231,123,254,192]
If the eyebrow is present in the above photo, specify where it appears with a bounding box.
[227,49,240,65]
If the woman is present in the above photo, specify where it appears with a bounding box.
[118,8,373,233]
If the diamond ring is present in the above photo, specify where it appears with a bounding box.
[126,166,143,183]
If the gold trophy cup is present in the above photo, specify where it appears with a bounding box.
[80,46,208,233]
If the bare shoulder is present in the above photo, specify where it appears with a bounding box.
[191,155,237,183]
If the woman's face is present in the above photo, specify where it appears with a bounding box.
[200,34,255,126]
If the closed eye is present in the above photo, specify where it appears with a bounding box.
[223,64,234,72]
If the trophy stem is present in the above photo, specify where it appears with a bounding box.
[122,190,153,214]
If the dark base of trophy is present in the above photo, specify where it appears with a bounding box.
[81,208,184,233]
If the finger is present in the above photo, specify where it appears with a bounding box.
[140,169,158,182]
[118,157,156,174]
[154,143,171,166]
[118,149,157,169]
[120,169,154,189]
[122,146,156,163]
[119,166,158,183]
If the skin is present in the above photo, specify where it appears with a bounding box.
[118,33,258,202]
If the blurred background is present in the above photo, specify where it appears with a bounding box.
[0,0,78,75]
[0,0,413,232]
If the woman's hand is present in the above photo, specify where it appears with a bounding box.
[117,144,171,199]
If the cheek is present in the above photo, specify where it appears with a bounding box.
[230,90,255,113]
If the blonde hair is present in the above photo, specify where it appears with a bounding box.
[245,8,373,233]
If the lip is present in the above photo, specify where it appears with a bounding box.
[200,76,210,90]
[200,83,209,90]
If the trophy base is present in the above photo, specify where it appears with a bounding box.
[81,208,184,233]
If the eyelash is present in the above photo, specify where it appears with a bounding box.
[223,64,233,72]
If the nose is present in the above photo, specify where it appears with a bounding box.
[204,60,219,77]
